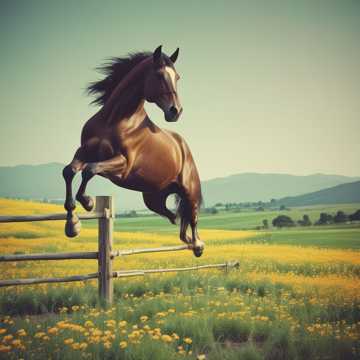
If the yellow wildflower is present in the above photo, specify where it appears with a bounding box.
[64,338,74,345]
[161,334,172,343]
[140,315,149,322]
[104,341,112,349]
[3,335,13,342]
[184,337,192,344]
[119,341,127,349]
[48,327,58,335]
[0,345,11,353]
[16,329,26,337]
[11,339,22,347]
[0,329,6,335]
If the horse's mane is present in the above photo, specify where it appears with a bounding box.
[87,51,174,106]
[87,52,151,106]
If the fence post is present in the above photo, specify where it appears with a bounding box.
[96,196,114,306]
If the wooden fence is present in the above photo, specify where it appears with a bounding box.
[0,196,239,305]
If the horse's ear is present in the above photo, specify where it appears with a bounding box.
[169,48,179,63]
[153,45,162,66]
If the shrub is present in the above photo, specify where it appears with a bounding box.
[333,211,348,223]
[272,215,295,228]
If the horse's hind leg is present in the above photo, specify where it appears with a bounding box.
[190,206,204,257]
[63,156,85,237]
[177,190,204,257]
[142,189,177,225]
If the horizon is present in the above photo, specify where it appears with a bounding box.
[1,161,359,182]
[1,1,360,179]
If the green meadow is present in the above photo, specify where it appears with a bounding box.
[0,199,359,359]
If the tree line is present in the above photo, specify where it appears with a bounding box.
[262,209,360,229]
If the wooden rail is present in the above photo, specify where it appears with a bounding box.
[0,211,106,223]
[0,196,239,305]
[0,251,98,262]
[113,261,240,278]
[112,244,190,257]
[0,273,99,287]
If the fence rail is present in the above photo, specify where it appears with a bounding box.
[0,196,239,305]
[0,211,106,223]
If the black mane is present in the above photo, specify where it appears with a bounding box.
[87,52,151,106]
[87,51,174,106]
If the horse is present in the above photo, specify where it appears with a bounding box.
[62,46,204,257]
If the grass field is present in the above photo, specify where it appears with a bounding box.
[0,198,359,359]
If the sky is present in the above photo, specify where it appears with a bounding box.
[0,0,359,180]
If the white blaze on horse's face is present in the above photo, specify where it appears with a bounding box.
[165,66,177,88]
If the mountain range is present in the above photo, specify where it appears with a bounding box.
[0,163,359,210]
[275,180,360,207]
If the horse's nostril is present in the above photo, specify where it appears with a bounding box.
[169,106,178,116]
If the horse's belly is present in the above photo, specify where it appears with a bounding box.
[107,171,173,193]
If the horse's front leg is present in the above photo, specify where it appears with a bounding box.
[76,154,128,210]
[63,155,85,237]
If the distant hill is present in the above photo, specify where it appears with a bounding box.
[275,181,360,207]
[0,163,359,210]
[0,163,144,211]
[201,173,360,206]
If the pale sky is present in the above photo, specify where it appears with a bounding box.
[1,0,359,180]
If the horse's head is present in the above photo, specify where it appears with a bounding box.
[144,46,183,122]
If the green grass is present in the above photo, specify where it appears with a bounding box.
[84,203,360,249]
[1,273,359,359]
[1,202,360,359]
[258,226,360,249]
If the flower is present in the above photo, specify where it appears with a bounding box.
[3,335,13,342]
[17,329,27,337]
[184,337,192,344]
[140,315,149,322]
[197,355,206,360]
[104,341,112,349]
[64,338,74,345]
[119,341,127,349]
[0,345,11,353]
[119,321,127,328]
[12,339,22,347]
[161,334,172,343]
[48,327,58,335]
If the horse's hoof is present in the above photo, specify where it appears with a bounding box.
[77,195,94,212]
[193,245,204,257]
[65,214,81,238]
[193,246,203,258]
[193,241,204,258]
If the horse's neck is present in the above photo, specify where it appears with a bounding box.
[115,101,148,134]
[101,57,151,126]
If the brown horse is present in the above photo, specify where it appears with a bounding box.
[63,46,204,257]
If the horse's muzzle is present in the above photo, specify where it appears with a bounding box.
[165,106,183,122]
